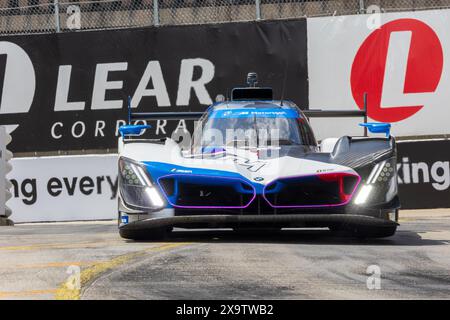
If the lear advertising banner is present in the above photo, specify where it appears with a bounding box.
[308,9,450,140]
[9,154,118,222]
[0,19,308,153]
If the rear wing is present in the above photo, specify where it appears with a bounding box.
[130,112,204,121]
[125,94,370,136]
[304,110,368,136]
[303,93,369,136]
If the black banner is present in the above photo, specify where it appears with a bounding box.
[0,19,308,153]
[397,140,450,209]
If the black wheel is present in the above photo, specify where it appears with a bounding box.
[119,227,170,241]
[0,218,14,226]
[349,225,397,239]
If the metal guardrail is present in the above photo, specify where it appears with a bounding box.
[1,0,450,35]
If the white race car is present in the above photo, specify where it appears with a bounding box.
[117,73,399,240]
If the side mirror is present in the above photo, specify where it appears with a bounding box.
[119,124,151,137]
[359,122,391,137]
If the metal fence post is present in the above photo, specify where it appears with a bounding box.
[359,0,366,14]
[153,0,160,26]
[255,0,261,20]
[54,0,61,32]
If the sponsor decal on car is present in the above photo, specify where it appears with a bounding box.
[121,215,129,224]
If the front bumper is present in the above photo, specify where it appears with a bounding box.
[119,213,398,232]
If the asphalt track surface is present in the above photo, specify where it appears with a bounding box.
[0,209,449,300]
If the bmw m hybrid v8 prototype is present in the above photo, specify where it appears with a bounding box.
[117,73,399,240]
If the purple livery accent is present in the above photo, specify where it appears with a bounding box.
[157,174,256,209]
[262,172,361,209]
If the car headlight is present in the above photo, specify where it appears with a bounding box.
[119,157,165,210]
[354,157,398,205]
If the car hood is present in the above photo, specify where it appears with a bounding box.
[128,141,358,186]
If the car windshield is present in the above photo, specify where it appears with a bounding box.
[192,108,315,152]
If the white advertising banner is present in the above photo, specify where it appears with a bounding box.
[9,154,118,223]
[308,9,450,140]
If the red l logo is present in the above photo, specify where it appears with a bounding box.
[351,19,443,123]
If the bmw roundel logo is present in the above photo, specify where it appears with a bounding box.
[254,177,264,182]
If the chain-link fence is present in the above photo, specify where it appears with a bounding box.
[2,0,450,35]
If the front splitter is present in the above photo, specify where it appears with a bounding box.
[119,213,398,231]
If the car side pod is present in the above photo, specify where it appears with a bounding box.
[359,122,391,137]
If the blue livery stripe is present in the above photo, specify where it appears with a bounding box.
[210,108,299,119]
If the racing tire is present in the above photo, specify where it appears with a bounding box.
[349,225,397,239]
[329,224,397,238]
[119,227,171,241]
[0,218,14,226]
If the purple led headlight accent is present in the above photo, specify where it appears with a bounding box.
[262,172,361,209]
[157,174,256,209]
